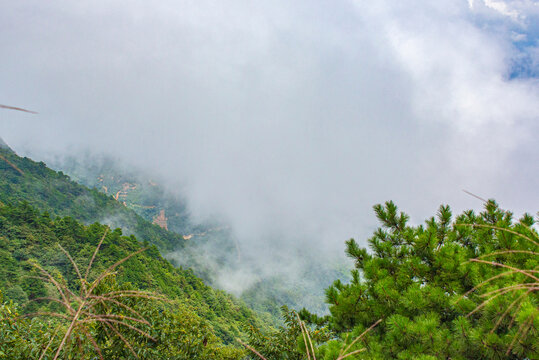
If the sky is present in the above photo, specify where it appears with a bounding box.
[1,1,538,279]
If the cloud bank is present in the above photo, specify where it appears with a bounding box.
[1,1,538,289]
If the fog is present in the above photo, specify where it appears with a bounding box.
[1,1,538,294]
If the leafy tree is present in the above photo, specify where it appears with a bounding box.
[0,291,61,360]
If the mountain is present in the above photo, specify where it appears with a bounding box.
[0,143,271,349]
[41,152,351,318]
[0,137,11,151]
[0,202,266,344]
[0,145,186,253]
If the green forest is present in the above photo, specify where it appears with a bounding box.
[0,146,187,253]
[1,146,537,359]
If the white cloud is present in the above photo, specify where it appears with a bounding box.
[511,31,528,41]
[0,0,538,293]
[468,0,539,23]
[484,0,522,20]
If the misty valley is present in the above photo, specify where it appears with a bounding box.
[0,138,537,359]
[1,0,539,358]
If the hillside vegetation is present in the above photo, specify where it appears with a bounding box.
[1,144,537,359]
[0,144,274,358]
[0,201,268,351]
[0,147,310,324]
[0,146,184,252]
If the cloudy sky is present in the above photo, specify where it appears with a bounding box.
[1,0,538,259]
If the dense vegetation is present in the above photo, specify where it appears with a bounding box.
[1,144,537,358]
[0,201,268,350]
[247,201,538,359]
[0,146,185,252]
[1,275,246,360]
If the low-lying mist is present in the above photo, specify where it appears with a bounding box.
[1,0,538,308]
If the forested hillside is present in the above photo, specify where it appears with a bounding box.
[0,142,276,359]
[0,146,184,252]
[48,154,201,236]
[3,144,318,326]
[0,200,268,340]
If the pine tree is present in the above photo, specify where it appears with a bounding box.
[316,201,538,359]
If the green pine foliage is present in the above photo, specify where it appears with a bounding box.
[244,201,537,359]
[316,201,538,359]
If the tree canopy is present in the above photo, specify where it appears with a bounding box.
[248,201,538,359]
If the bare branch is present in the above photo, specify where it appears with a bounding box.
[338,348,366,360]
[82,313,150,326]
[95,290,168,301]
[31,263,74,306]
[27,228,164,357]
[104,321,139,359]
[0,154,24,175]
[478,250,539,259]
[85,229,109,282]
[506,314,535,355]
[469,259,539,282]
[491,289,535,333]
[20,312,71,320]
[296,312,315,360]
[38,325,61,360]
[89,318,156,341]
[53,303,86,360]
[79,326,104,360]
[237,338,268,360]
[87,295,146,320]
[0,104,37,113]
[338,319,382,359]
[456,223,539,247]
[57,244,86,296]
[479,284,538,298]
[468,288,523,317]
[28,297,76,314]
[88,247,148,294]
[298,318,311,360]
[462,190,487,203]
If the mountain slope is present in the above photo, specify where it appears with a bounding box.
[43,153,351,318]
[0,146,184,252]
[0,144,271,346]
[0,202,266,344]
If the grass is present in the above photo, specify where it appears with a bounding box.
[457,222,538,355]
[0,104,37,114]
[238,311,382,360]
[22,228,168,359]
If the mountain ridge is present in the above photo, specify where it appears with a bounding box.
[0,145,273,347]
